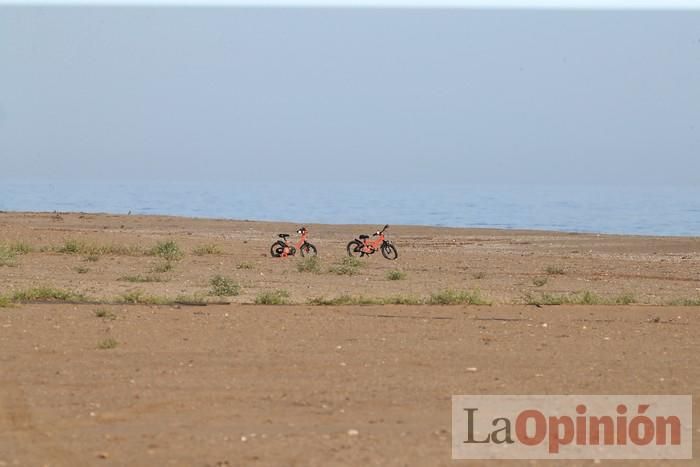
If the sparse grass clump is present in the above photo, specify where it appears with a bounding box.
[74,266,90,274]
[174,294,207,305]
[118,274,166,283]
[56,240,143,256]
[297,256,321,273]
[57,239,82,254]
[98,338,118,350]
[94,309,116,320]
[150,240,183,261]
[614,293,636,305]
[11,287,87,303]
[545,265,565,275]
[308,295,358,306]
[0,241,31,265]
[192,244,222,256]
[255,290,290,305]
[525,292,566,306]
[9,242,32,254]
[0,295,12,308]
[472,271,486,280]
[428,289,490,305]
[118,291,167,305]
[668,297,700,306]
[0,246,18,266]
[578,291,601,305]
[308,294,423,306]
[209,275,240,296]
[525,291,607,306]
[84,255,99,262]
[151,261,174,273]
[237,262,254,270]
[329,257,363,276]
[386,270,406,281]
[533,277,548,287]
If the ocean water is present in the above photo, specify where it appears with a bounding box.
[1,181,699,237]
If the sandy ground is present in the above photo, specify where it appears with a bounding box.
[1,212,699,466]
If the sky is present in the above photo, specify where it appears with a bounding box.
[0,2,699,185]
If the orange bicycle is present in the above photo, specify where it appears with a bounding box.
[270,227,317,257]
[347,224,398,260]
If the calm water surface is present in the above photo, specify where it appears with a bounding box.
[2,181,699,237]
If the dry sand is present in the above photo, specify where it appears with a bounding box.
[0,211,698,466]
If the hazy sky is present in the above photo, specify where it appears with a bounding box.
[1,3,699,184]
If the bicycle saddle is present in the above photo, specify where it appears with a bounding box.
[278,233,290,239]
[359,234,369,239]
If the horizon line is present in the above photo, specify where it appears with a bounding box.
[1,0,700,10]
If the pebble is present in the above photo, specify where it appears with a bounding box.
[466,367,478,372]
[347,429,359,436]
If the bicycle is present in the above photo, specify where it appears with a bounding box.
[270,227,318,257]
[346,224,398,260]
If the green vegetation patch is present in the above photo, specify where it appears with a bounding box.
[118,274,167,283]
[428,289,490,305]
[545,265,565,275]
[329,257,364,276]
[11,287,87,303]
[255,290,290,305]
[97,338,118,350]
[209,275,240,296]
[192,244,222,256]
[150,240,183,261]
[386,270,407,281]
[297,256,321,273]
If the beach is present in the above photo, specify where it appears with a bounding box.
[1,211,698,465]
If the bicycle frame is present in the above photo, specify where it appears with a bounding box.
[360,232,385,254]
[281,228,309,257]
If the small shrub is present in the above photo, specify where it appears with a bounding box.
[94,309,116,320]
[192,244,222,256]
[545,265,565,275]
[386,270,406,281]
[255,290,290,305]
[209,275,240,296]
[428,289,489,305]
[98,338,118,350]
[0,295,12,308]
[297,256,321,273]
[533,277,548,287]
[237,262,254,270]
[150,240,183,261]
[472,271,486,280]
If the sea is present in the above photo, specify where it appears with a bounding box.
[1,181,699,237]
